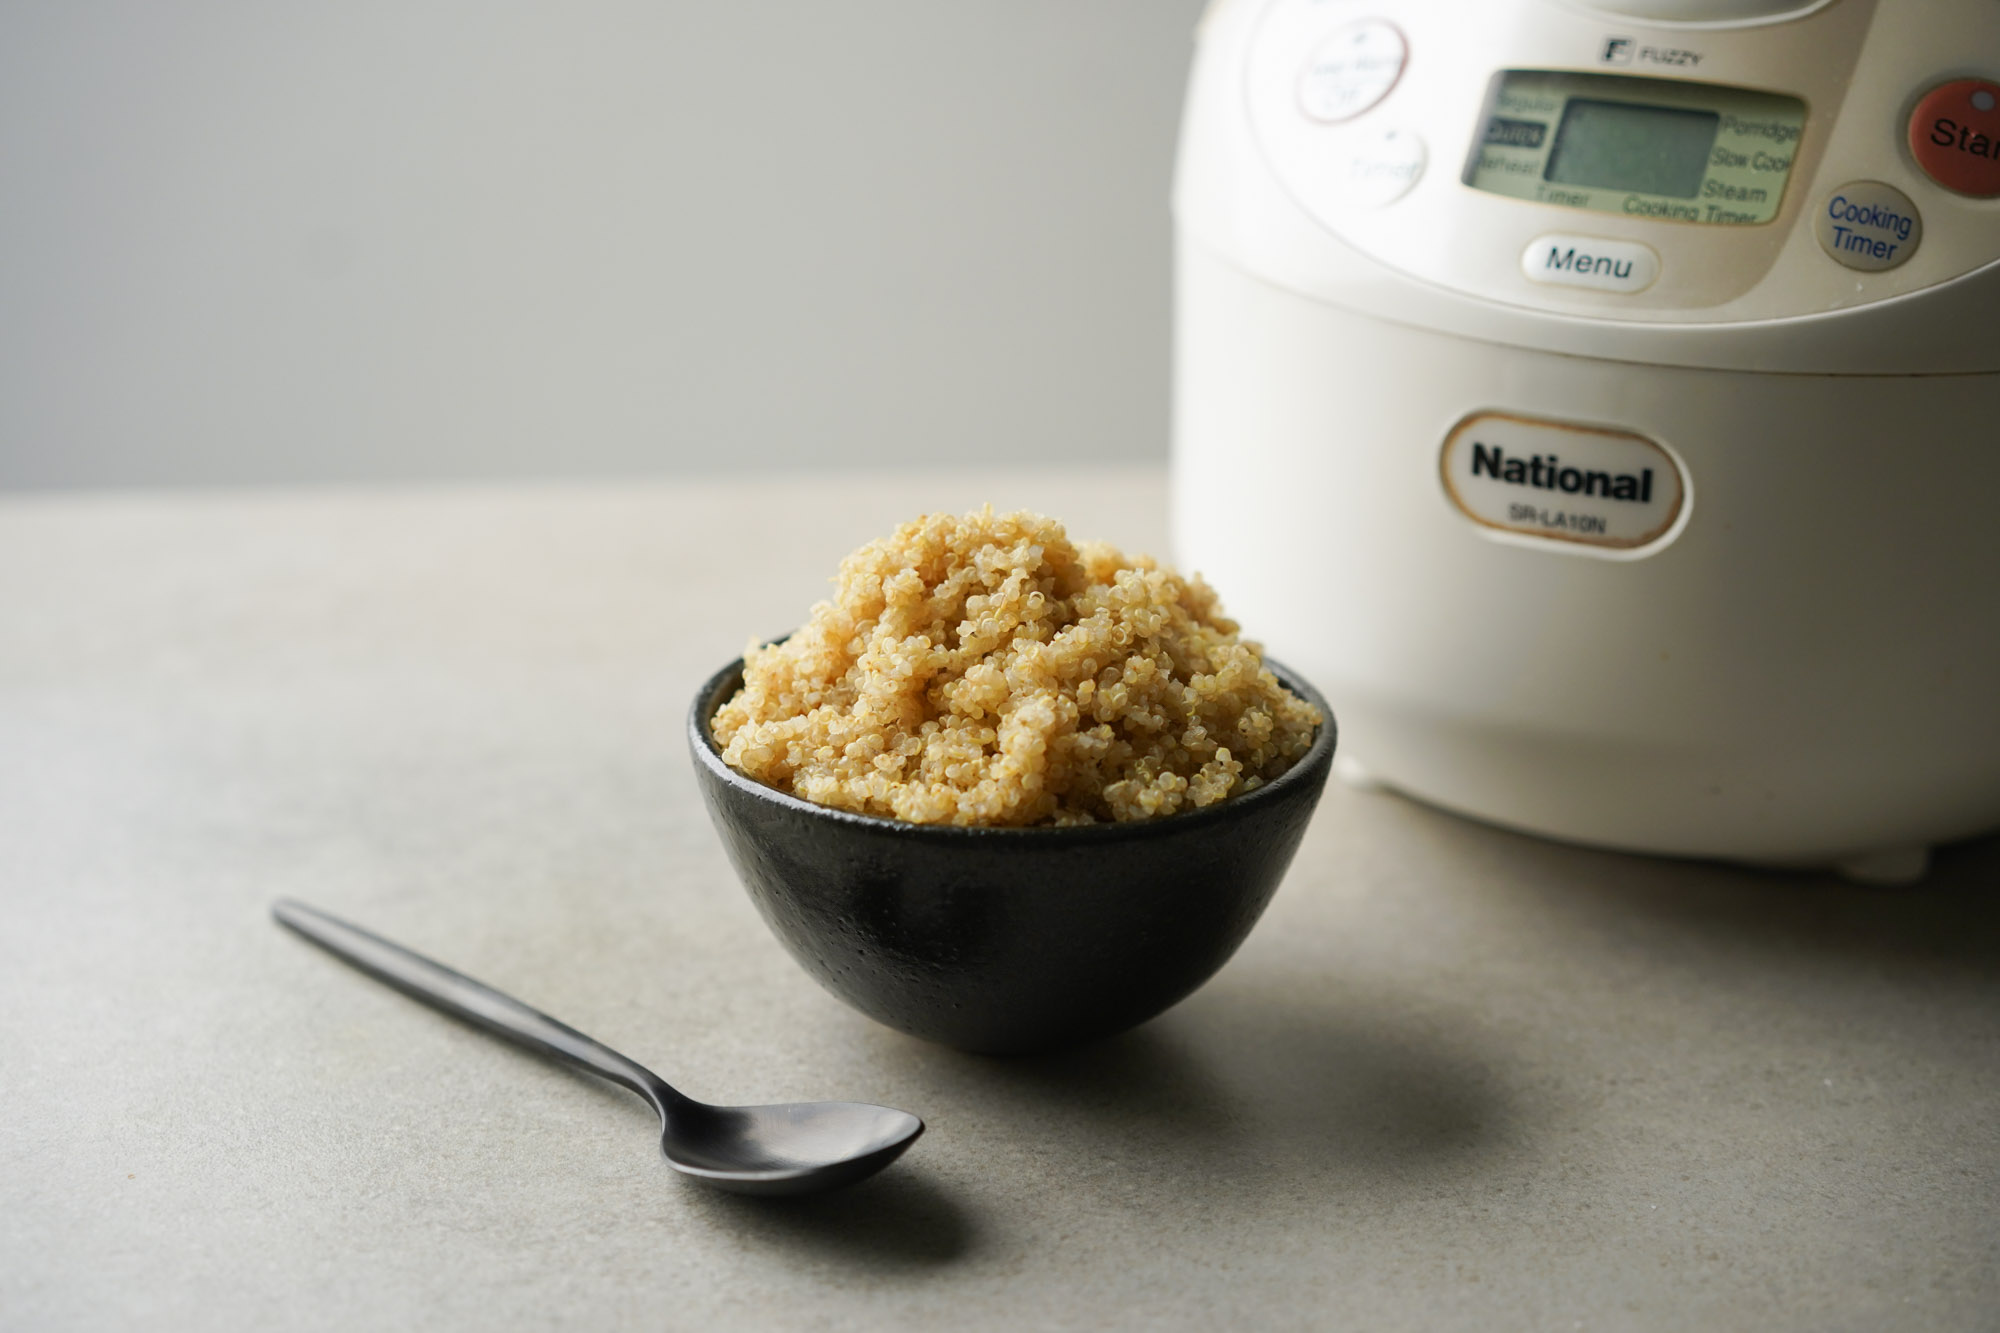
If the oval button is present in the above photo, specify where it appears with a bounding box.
[1815,181,1922,271]
[1338,126,1426,206]
[1520,234,1660,293]
[1298,20,1407,123]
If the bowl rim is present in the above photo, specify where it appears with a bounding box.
[687,648,1336,844]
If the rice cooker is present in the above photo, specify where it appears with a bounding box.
[1171,0,2000,882]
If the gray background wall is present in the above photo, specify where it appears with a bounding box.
[0,1,1207,489]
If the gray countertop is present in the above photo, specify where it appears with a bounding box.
[4,469,1996,1331]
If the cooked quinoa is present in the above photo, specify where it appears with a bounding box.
[711,508,1322,826]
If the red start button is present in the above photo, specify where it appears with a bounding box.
[1908,78,2000,197]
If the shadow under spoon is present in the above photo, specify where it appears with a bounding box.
[272,899,923,1196]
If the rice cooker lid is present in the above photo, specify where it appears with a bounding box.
[1555,0,1835,24]
[1184,0,2000,373]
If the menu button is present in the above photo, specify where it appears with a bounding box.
[1521,234,1660,293]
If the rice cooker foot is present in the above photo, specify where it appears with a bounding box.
[1833,845,1931,886]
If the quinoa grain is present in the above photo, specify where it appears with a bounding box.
[712,508,1321,826]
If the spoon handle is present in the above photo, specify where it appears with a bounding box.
[272,899,686,1111]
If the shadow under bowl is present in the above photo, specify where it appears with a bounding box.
[688,657,1336,1054]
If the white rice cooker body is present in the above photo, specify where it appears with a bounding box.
[1172,0,2000,878]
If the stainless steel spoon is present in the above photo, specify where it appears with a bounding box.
[272,899,923,1196]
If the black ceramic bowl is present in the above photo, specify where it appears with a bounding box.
[688,656,1335,1054]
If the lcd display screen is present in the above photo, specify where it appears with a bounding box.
[1543,99,1719,199]
[1462,71,1806,226]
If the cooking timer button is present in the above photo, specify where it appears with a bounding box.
[1907,78,2000,198]
[1297,19,1407,123]
[1814,181,1922,271]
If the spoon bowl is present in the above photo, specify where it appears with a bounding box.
[273,899,922,1196]
[665,1101,926,1195]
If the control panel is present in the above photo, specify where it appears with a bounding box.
[1244,0,2000,321]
